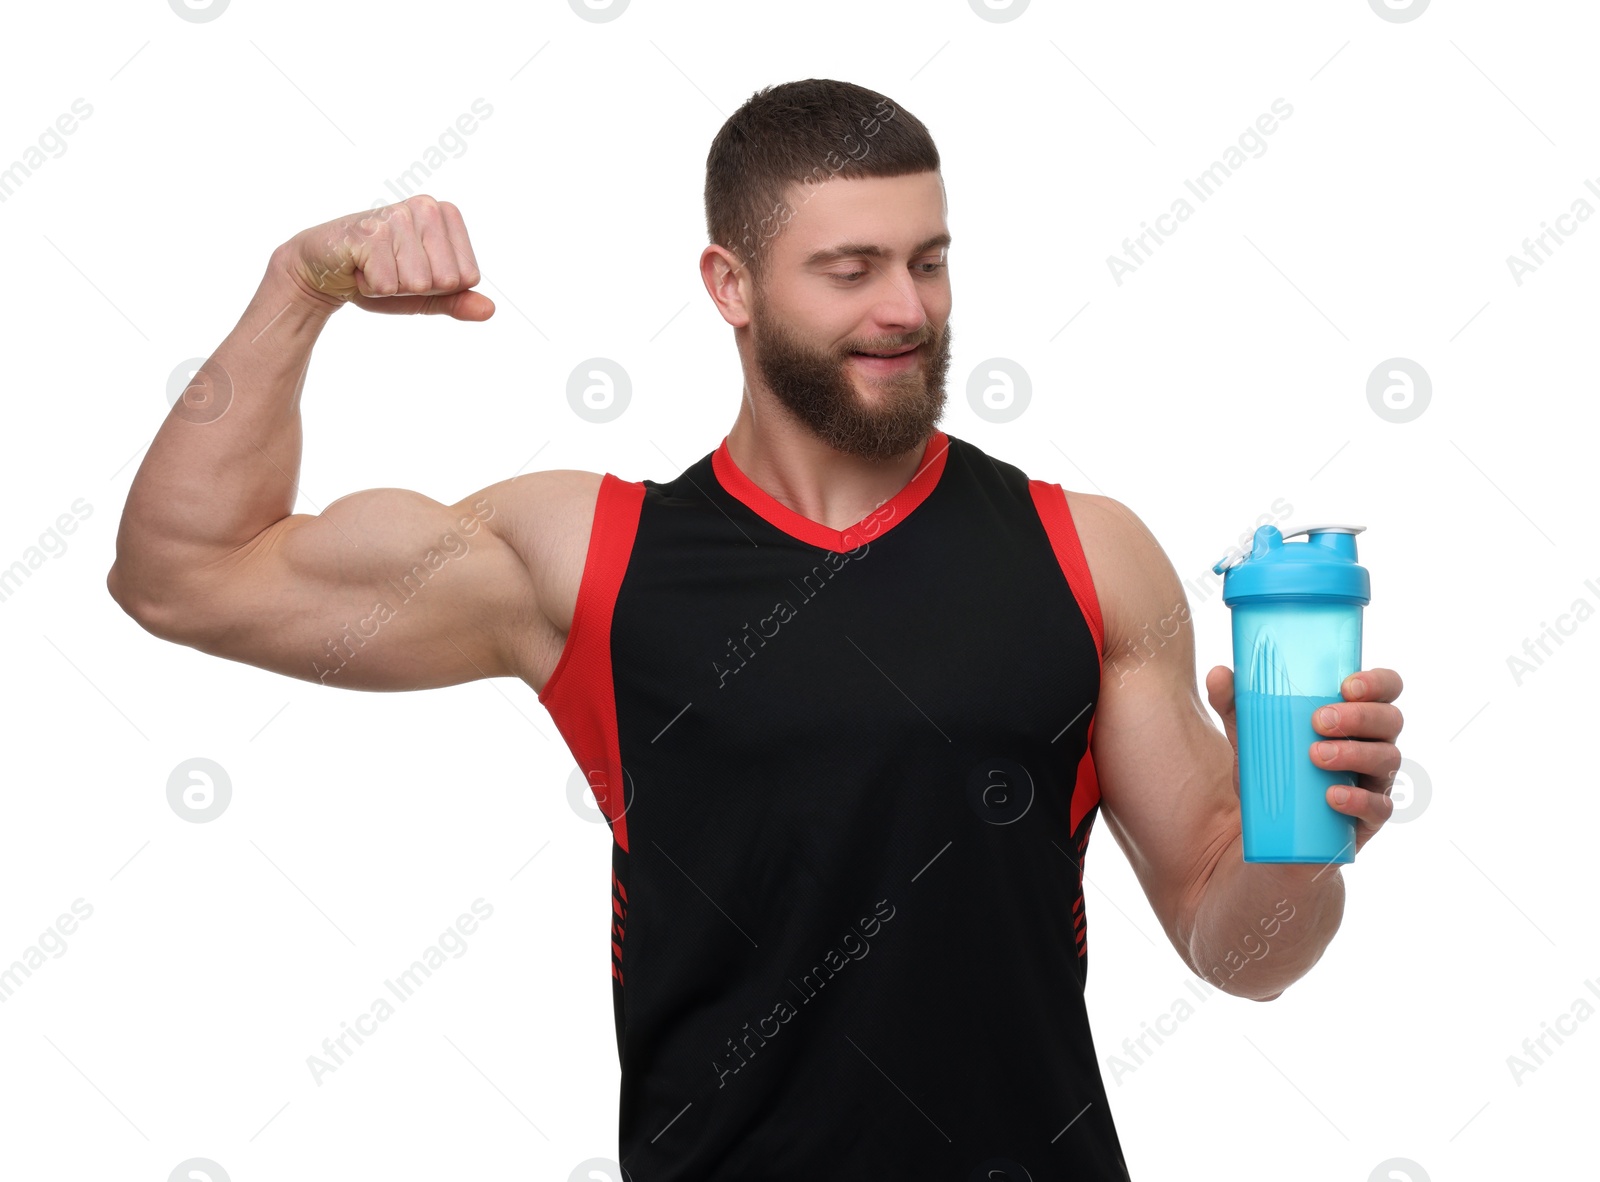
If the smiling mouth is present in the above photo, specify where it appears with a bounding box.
[851,344,920,358]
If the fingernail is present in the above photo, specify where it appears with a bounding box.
[1316,741,1336,761]
[1332,786,1350,806]
[1348,677,1366,697]
[1318,706,1338,727]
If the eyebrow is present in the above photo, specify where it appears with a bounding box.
[803,232,951,267]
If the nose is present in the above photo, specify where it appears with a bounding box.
[871,273,929,336]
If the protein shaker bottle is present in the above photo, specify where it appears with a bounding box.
[1211,524,1371,864]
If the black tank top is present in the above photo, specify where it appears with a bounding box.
[538,430,1133,1180]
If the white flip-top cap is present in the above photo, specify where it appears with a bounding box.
[1213,523,1368,574]
[1280,524,1367,538]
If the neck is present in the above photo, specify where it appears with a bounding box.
[725,389,935,533]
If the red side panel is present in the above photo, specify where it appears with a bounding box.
[1027,480,1106,838]
[611,864,628,987]
[1071,716,1103,854]
[537,473,645,853]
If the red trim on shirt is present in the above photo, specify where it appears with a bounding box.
[1026,481,1104,661]
[1028,480,1106,836]
[712,431,949,552]
[537,473,644,853]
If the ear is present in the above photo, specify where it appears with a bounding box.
[700,245,754,328]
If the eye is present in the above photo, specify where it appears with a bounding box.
[832,261,946,283]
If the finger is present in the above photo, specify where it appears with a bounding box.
[1325,782,1395,832]
[1311,737,1401,784]
[350,212,398,298]
[1340,667,1403,704]
[378,200,432,296]
[1312,700,1403,743]
[411,196,461,291]
[436,200,483,290]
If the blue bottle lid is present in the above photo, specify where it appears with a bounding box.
[1211,524,1371,605]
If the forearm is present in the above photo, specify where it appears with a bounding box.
[1185,831,1346,1001]
[110,246,339,606]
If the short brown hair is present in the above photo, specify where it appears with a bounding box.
[704,78,941,283]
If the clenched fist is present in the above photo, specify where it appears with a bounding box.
[276,194,495,320]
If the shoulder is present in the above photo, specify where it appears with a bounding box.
[461,470,606,690]
[1061,490,1188,666]
[500,469,606,635]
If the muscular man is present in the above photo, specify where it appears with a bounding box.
[109,78,1405,1181]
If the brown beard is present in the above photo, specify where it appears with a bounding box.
[748,285,951,462]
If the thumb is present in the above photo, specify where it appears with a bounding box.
[346,288,496,320]
[1205,665,1238,750]
[438,289,495,321]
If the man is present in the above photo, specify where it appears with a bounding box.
[109,78,1405,1180]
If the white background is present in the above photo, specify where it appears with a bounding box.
[0,0,1591,1179]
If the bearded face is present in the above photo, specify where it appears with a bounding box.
[747,278,952,463]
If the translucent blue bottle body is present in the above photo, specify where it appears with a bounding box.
[1229,599,1362,863]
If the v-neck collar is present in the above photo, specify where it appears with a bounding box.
[711,431,950,552]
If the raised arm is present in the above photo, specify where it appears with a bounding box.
[107,196,593,692]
